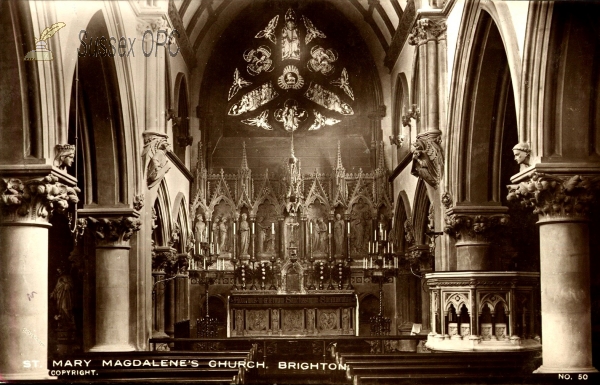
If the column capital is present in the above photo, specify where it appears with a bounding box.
[408,18,447,46]
[405,244,433,272]
[85,210,141,247]
[508,172,600,222]
[411,130,444,188]
[136,17,167,35]
[152,246,178,273]
[0,174,79,225]
[444,206,509,242]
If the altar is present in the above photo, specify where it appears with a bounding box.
[227,292,358,337]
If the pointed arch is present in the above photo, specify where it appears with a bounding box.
[69,10,129,206]
[412,179,430,246]
[153,180,173,247]
[392,190,411,252]
[173,192,190,253]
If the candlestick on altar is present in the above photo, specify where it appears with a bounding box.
[310,222,313,234]
[271,223,275,234]
[328,222,331,234]
[347,221,350,234]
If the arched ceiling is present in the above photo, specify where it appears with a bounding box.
[175,0,404,51]
[169,0,416,70]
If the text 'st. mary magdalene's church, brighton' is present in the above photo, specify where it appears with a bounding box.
[1,0,600,383]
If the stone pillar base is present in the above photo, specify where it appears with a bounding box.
[89,343,135,352]
[534,366,598,374]
[3,372,57,381]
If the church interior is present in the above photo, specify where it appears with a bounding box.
[1,0,600,383]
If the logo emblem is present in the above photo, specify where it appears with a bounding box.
[25,22,65,61]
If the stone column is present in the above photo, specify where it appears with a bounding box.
[0,172,78,379]
[444,206,509,270]
[151,246,176,338]
[152,269,167,337]
[408,17,446,134]
[175,272,187,323]
[508,172,598,373]
[86,213,141,351]
[166,279,175,336]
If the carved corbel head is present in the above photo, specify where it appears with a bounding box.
[512,142,531,170]
[54,144,76,170]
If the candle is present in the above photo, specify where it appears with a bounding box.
[374,230,377,242]
[347,222,350,234]
[203,259,206,270]
[370,257,373,269]
[368,242,371,254]
[328,222,331,234]
[233,222,236,234]
[252,222,255,234]
[391,243,394,254]
[271,223,275,234]
[310,222,313,234]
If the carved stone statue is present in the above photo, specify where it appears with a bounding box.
[212,217,220,250]
[51,270,75,328]
[54,144,75,171]
[239,213,250,256]
[351,213,365,254]
[219,216,229,252]
[334,214,345,256]
[257,217,266,253]
[317,217,328,253]
[512,142,531,171]
[195,214,206,246]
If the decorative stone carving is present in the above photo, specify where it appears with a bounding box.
[402,104,420,126]
[0,175,79,223]
[411,131,444,188]
[319,310,337,330]
[87,216,142,246]
[480,323,493,341]
[441,191,453,210]
[142,132,172,189]
[404,216,415,245]
[54,144,76,170]
[136,17,166,35]
[133,194,144,211]
[406,245,433,272]
[152,247,177,273]
[444,213,509,242]
[511,142,531,171]
[333,213,345,256]
[495,323,507,340]
[447,322,458,336]
[460,323,470,337]
[507,173,599,219]
[408,18,447,46]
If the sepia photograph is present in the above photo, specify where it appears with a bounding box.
[1,0,599,384]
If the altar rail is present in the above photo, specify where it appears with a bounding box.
[149,335,428,360]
